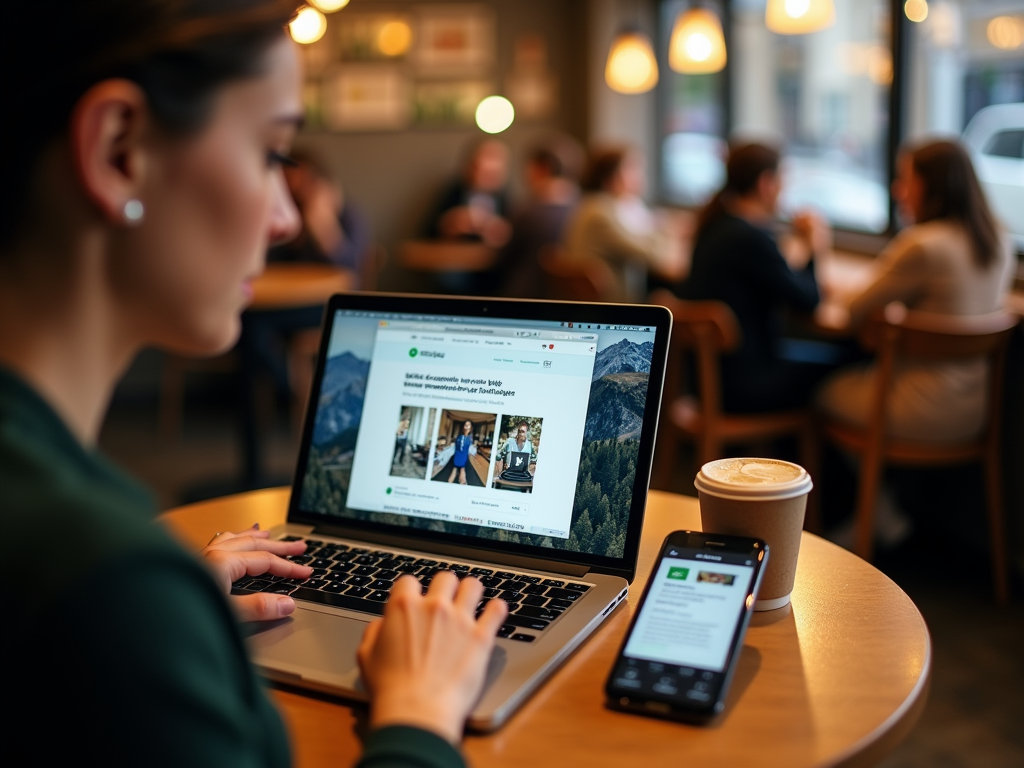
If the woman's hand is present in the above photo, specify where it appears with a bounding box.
[791,210,832,257]
[200,527,312,622]
[358,572,509,744]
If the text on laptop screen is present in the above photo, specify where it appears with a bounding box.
[297,310,656,559]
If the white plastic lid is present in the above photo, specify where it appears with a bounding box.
[694,458,813,501]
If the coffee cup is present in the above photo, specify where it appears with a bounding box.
[694,458,813,611]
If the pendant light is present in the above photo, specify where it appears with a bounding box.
[669,6,727,74]
[605,28,659,94]
[765,0,835,35]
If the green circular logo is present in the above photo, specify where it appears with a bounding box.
[386,487,393,494]
[409,347,418,357]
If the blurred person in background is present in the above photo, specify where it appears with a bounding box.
[678,142,838,413]
[268,147,370,279]
[562,145,685,303]
[426,137,512,248]
[496,132,584,298]
[818,139,1014,441]
[0,2,505,766]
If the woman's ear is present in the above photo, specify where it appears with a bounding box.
[68,79,152,226]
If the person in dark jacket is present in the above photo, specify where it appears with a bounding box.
[679,142,836,413]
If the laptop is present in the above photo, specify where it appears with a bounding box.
[500,451,533,481]
[235,292,671,731]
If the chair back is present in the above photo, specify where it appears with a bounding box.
[649,289,742,424]
[539,245,616,302]
[861,303,1020,449]
[398,240,496,272]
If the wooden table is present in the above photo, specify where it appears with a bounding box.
[251,262,354,310]
[161,489,931,768]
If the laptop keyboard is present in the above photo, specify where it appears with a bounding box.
[231,537,594,643]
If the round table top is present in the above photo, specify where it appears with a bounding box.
[160,488,931,768]
[250,262,354,311]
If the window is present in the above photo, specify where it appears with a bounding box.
[658,0,1024,248]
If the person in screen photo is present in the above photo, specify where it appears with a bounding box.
[431,410,496,487]
[449,420,474,484]
[394,416,410,463]
[390,406,436,480]
[494,416,542,491]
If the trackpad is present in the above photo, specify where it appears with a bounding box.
[246,607,370,691]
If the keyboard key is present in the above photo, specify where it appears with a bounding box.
[414,558,438,567]
[281,535,303,542]
[368,579,394,591]
[395,555,415,562]
[366,590,390,602]
[329,562,354,574]
[286,555,313,564]
[371,550,392,558]
[516,605,559,621]
[521,595,548,607]
[311,568,329,577]
[510,634,536,643]
[566,583,591,591]
[332,551,357,562]
[514,575,541,584]
[247,579,273,591]
[504,615,550,631]
[266,583,299,594]
[497,579,521,590]
[304,540,324,548]
[232,578,256,590]
[354,555,379,565]
[499,589,524,602]
[349,548,369,555]
[376,559,401,571]
[353,565,377,576]
[376,569,399,581]
[497,624,515,637]
[541,579,565,588]
[322,581,347,593]
[480,576,503,588]
[347,575,372,587]
[523,584,548,595]
[395,563,420,574]
[548,598,573,610]
[495,571,516,579]
[483,588,500,598]
[291,586,384,614]
[450,564,470,572]
[346,586,371,598]
[546,587,584,601]
[470,567,494,575]
[325,571,350,583]
[304,579,329,590]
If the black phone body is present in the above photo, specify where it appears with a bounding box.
[605,530,767,723]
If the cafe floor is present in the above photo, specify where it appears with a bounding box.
[99,357,1023,768]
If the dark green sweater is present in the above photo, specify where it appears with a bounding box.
[0,366,464,768]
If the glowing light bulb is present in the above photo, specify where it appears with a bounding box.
[904,0,928,23]
[378,20,412,56]
[765,0,835,34]
[475,96,515,134]
[290,7,327,45]
[669,8,726,74]
[605,31,659,94]
[310,0,349,11]
[987,16,1024,50]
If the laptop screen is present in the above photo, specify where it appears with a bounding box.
[292,296,669,573]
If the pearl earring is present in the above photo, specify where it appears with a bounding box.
[123,199,145,225]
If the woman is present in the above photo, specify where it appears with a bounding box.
[0,3,505,766]
[448,420,475,484]
[562,146,683,303]
[817,140,1014,442]
[680,142,834,413]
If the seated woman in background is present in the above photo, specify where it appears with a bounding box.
[679,142,834,413]
[562,145,684,303]
[817,140,1014,442]
[425,137,512,248]
[0,2,505,766]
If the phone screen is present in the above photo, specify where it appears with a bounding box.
[607,541,761,714]
[623,547,755,672]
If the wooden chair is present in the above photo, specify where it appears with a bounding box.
[538,245,616,302]
[650,289,821,532]
[821,303,1019,603]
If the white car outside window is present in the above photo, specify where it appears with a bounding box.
[962,103,1024,253]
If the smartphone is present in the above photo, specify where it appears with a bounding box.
[605,530,767,723]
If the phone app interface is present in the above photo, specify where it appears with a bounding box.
[624,548,755,672]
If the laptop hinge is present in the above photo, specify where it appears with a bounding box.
[309,524,590,578]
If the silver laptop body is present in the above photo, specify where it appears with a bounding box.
[240,293,671,731]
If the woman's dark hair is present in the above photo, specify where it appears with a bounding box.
[907,140,1001,268]
[696,142,781,237]
[1,0,299,250]
[529,133,584,182]
[581,146,632,193]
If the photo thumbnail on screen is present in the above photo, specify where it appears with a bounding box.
[431,409,497,487]
[390,405,436,480]
[493,415,542,492]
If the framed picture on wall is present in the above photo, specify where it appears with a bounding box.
[414,4,495,78]
[413,80,493,125]
[322,64,411,131]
